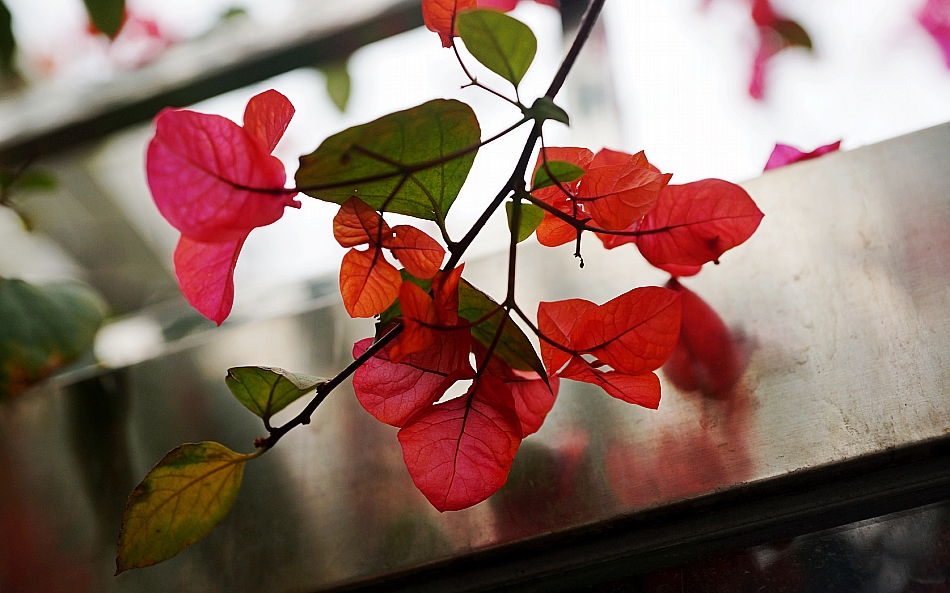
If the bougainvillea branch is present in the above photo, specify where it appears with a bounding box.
[117,0,763,574]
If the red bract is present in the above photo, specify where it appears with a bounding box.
[333,197,445,318]
[475,344,559,436]
[147,90,300,325]
[633,179,764,270]
[398,374,522,511]
[352,332,474,427]
[538,287,681,409]
[764,141,841,171]
[423,0,478,47]
[662,279,747,398]
[390,266,464,362]
[532,147,669,246]
[919,0,950,69]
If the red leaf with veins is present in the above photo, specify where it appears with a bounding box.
[560,358,661,408]
[577,163,670,232]
[570,286,682,376]
[764,141,840,171]
[431,265,464,326]
[537,298,595,375]
[243,90,295,153]
[474,343,559,437]
[353,332,474,427]
[423,0,477,47]
[147,94,299,243]
[390,281,439,362]
[333,197,393,248]
[339,247,401,318]
[532,147,593,247]
[398,374,522,511]
[635,180,763,269]
[391,225,445,279]
[173,235,245,326]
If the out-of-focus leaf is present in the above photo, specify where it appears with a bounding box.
[764,141,840,171]
[83,0,126,39]
[116,442,254,573]
[296,99,480,222]
[505,200,544,242]
[531,160,584,191]
[457,280,546,378]
[422,0,477,47]
[319,60,351,113]
[12,171,57,192]
[0,0,15,77]
[772,18,812,50]
[0,278,105,401]
[225,366,325,421]
[456,9,537,87]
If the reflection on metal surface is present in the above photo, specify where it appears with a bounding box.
[0,124,949,591]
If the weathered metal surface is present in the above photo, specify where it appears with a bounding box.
[0,123,948,592]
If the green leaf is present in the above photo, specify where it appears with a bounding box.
[116,442,255,573]
[0,278,105,401]
[83,0,125,39]
[296,99,480,222]
[525,97,569,126]
[0,0,15,77]
[225,366,324,421]
[531,160,585,191]
[319,60,351,113]
[456,9,537,88]
[505,200,544,243]
[457,280,546,378]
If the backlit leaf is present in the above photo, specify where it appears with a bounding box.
[456,9,537,87]
[147,98,299,243]
[83,0,125,38]
[457,280,546,377]
[423,0,477,47]
[560,358,661,408]
[570,286,682,376]
[173,235,244,326]
[296,99,480,222]
[475,344,558,436]
[634,180,764,269]
[318,59,351,113]
[225,366,325,420]
[0,278,105,401]
[333,196,392,248]
[531,160,585,191]
[242,89,295,153]
[116,442,253,573]
[353,332,473,427]
[390,225,445,279]
[339,247,401,318]
[398,374,522,511]
[536,298,595,375]
[505,200,544,242]
[577,162,670,231]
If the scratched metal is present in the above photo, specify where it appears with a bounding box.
[1,123,948,592]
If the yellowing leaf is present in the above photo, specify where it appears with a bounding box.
[225,366,325,421]
[116,442,257,573]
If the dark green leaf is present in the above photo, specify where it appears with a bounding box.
[319,60,351,113]
[296,99,480,222]
[0,0,15,77]
[225,366,324,421]
[456,9,537,88]
[526,96,569,126]
[531,160,584,191]
[0,278,105,401]
[457,280,546,377]
[83,0,125,39]
[773,19,812,50]
[505,200,544,243]
[116,442,255,573]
